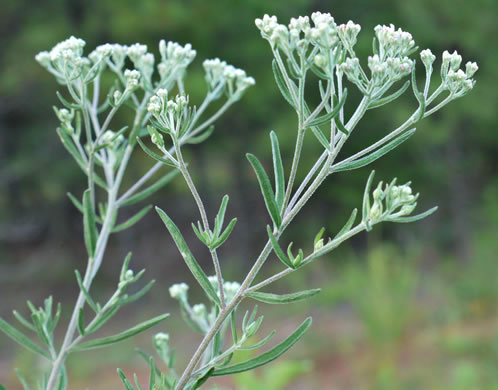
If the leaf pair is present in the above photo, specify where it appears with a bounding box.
[247,131,285,228]
[192,195,237,251]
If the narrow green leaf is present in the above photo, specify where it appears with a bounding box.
[211,218,237,250]
[192,367,215,390]
[266,225,295,269]
[272,60,296,108]
[85,305,119,334]
[212,317,312,376]
[185,125,215,145]
[13,311,36,332]
[0,318,51,359]
[70,313,169,351]
[307,89,348,127]
[77,308,86,336]
[120,280,155,305]
[56,128,86,170]
[334,208,358,239]
[368,80,410,109]
[230,311,238,345]
[247,154,282,228]
[112,205,152,233]
[387,206,438,223]
[362,171,376,223]
[117,369,134,390]
[82,190,98,258]
[15,369,32,390]
[246,289,321,304]
[334,116,349,135]
[137,137,177,167]
[270,131,285,211]
[121,169,181,206]
[56,91,80,109]
[309,126,331,151]
[67,193,102,224]
[155,207,221,305]
[412,67,426,120]
[214,195,229,239]
[192,222,210,246]
[332,129,416,173]
[74,270,99,314]
[238,330,276,351]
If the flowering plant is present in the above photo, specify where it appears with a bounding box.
[0,11,476,390]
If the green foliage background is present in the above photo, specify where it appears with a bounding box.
[0,0,496,389]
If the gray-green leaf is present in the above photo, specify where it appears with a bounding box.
[155,207,221,306]
[246,289,321,304]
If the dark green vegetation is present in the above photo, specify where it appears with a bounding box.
[0,0,496,389]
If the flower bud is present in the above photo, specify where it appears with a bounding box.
[169,283,189,300]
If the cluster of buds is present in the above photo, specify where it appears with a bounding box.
[374,24,416,60]
[441,50,477,97]
[337,20,361,53]
[36,36,90,83]
[53,107,75,136]
[147,89,190,136]
[366,178,419,228]
[158,40,196,81]
[203,58,255,101]
[308,12,339,49]
[126,43,155,84]
[368,54,414,84]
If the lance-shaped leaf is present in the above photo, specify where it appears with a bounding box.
[192,368,215,390]
[211,218,237,250]
[238,330,276,351]
[247,154,282,228]
[83,189,98,257]
[246,289,321,304]
[334,208,358,239]
[272,60,296,108]
[307,89,348,127]
[331,128,416,173]
[121,169,181,207]
[185,125,215,145]
[270,131,285,212]
[0,318,51,359]
[117,369,134,390]
[368,80,410,110]
[112,205,152,233]
[70,313,169,352]
[75,270,99,313]
[362,171,376,224]
[267,226,295,269]
[386,206,438,223]
[334,116,349,135]
[212,317,312,376]
[155,207,221,306]
[412,67,426,120]
[67,192,104,223]
[137,137,177,167]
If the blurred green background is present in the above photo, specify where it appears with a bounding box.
[0,0,497,389]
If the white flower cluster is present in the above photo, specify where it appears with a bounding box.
[147,88,189,135]
[337,20,361,52]
[203,58,255,101]
[368,54,414,84]
[36,36,90,82]
[367,180,418,226]
[255,12,343,55]
[441,50,477,97]
[169,282,189,300]
[374,24,415,60]
[158,40,196,81]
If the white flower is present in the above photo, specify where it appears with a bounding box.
[124,69,141,89]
